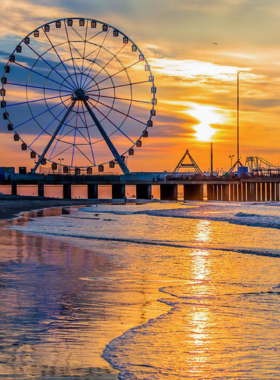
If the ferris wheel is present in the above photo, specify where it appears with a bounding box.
[1,18,156,174]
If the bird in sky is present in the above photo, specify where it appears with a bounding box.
[213,42,218,45]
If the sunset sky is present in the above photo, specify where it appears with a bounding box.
[1,0,280,173]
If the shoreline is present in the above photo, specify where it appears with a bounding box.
[0,195,153,220]
[0,199,169,379]
[0,204,121,379]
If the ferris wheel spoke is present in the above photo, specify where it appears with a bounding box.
[88,80,149,94]
[84,60,140,91]
[64,20,79,88]
[87,30,103,42]
[82,28,111,89]
[81,102,96,165]
[69,42,89,77]
[84,100,130,174]
[13,98,71,130]
[13,61,74,91]
[6,82,72,94]
[71,103,80,166]
[26,44,76,91]
[49,105,76,160]
[77,111,87,128]
[76,125,90,144]
[32,101,76,173]
[84,46,99,61]
[87,99,135,144]
[69,43,85,75]
[7,93,72,108]
[89,92,151,105]
[88,96,146,126]
[29,100,73,148]
[82,43,124,89]
[58,125,76,141]
[75,144,95,166]
[80,20,89,87]
[42,28,77,89]
[82,46,103,75]
[70,25,85,41]
[51,144,73,161]
[89,43,128,85]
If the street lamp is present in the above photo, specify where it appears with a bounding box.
[58,158,64,173]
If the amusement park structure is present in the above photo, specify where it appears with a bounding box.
[245,156,280,176]
[2,18,280,203]
[1,18,156,175]
[172,149,203,176]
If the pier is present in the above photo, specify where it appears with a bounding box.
[3,173,280,201]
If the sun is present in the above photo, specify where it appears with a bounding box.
[183,103,225,142]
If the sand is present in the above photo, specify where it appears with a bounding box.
[0,195,125,220]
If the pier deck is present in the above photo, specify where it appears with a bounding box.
[1,173,280,201]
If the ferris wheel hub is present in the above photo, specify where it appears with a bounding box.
[72,88,88,101]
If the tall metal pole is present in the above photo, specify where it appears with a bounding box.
[84,100,130,175]
[210,143,213,176]
[31,100,76,174]
[237,72,240,167]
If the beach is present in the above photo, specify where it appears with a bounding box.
[0,199,168,379]
[1,200,280,379]
[0,195,139,220]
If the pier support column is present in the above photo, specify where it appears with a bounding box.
[236,184,241,201]
[271,183,276,201]
[230,184,237,201]
[240,183,246,201]
[207,185,214,201]
[256,183,261,202]
[229,184,233,201]
[11,183,17,196]
[260,182,266,202]
[267,183,271,201]
[112,184,125,199]
[88,184,98,199]
[136,184,152,200]
[213,185,218,201]
[184,184,203,201]
[217,185,222,201]
[222,184,229,201]
[275,183,280,202]
[160,184,177,201]
[63,184,71,199]
[247,183,256,202]
[38,184,44,197]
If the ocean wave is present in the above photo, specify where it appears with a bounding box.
[133,209,280,230]
[79,203,280,230]
[10,228,280,258]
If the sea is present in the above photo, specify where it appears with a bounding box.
[1,201,280,379]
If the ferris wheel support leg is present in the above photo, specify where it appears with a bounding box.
[84,100,131,175]
[31,100,76,174]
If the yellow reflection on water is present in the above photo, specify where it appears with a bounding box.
[195,220,212,243]
[191,252,210,281]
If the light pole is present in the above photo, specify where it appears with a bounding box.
[58,158,64,174]
[229,71,244,173]
[229,155,234,167]
[237,72,240,166]
[210,143,213,176]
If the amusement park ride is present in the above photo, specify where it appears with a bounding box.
[0,18,156,175]
[172,149,203,176]
[1,19,280,180]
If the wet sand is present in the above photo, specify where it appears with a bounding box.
[0,206,120,379]
[0,195,131,220]
[0,203,168,379]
